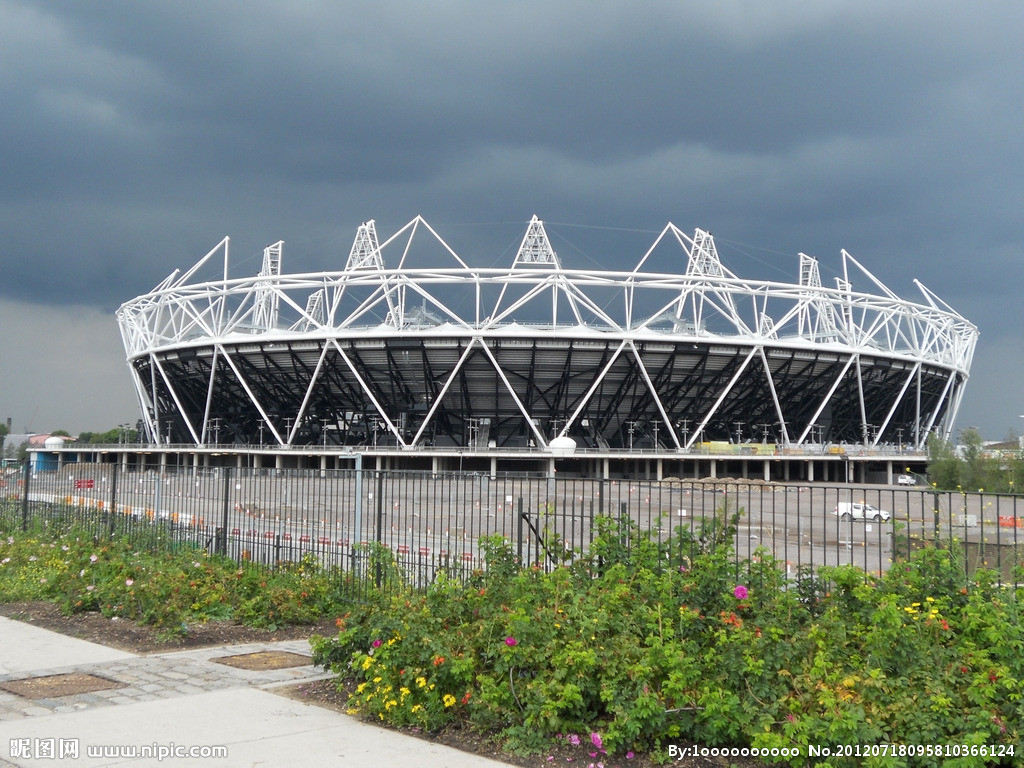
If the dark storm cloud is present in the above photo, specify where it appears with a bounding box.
[1,0,1022,434]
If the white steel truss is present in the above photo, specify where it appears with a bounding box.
[116,215,978,451]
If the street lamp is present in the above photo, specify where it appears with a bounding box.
[625,420,640,451]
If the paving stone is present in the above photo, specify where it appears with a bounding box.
[2,639,326,720]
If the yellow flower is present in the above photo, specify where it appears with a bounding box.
[356,683,367,693]
[416,676,427,688]
[400,687,410,697]
[362,656,374,670]
[443,694,457,708]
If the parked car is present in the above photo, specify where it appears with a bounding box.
[896,474,916,486]
[834,501,891,522]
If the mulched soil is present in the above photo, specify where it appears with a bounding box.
[0,672,125,698]
[0,601,765,768]
[0,601,337,654]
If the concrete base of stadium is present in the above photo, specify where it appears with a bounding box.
[48,444,929,486]
[0,616,509,768]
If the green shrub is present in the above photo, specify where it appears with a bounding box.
[312,513,1023,764]
[0,526,346,633]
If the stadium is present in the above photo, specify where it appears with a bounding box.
[112,216,977,481]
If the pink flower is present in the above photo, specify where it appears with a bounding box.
[125,579,134,586]
[505,636,518,646]
[733,585,749,600]
[626,751,635,760]
[567,734,581,746]
[590,733,603,750]
[90,554,98,562]
[371,639,382,648]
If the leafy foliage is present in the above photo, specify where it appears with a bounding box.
[927,430,1024,494]
[312,513,1023,765]
[0,518,346,634]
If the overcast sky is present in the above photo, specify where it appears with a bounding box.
[1,1,1022,440]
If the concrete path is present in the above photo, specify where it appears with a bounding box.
[0,616,509,767]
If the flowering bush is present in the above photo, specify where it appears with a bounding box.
[312,517,1024,764]
[0,519,346,634]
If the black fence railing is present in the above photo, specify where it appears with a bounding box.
[3,462,1022,599]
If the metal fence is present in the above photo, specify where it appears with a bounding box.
[3,462,1022,597]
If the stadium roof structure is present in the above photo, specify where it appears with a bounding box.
[117,216,977,454]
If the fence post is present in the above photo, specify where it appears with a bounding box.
[108,461,119,537]
[354,454,363,547]
[619,500,629,552]
[21,458,31,532]
[517,497,524,564]
[375,471,384,589]
[218,466,232,556]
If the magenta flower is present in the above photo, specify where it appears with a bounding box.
[371,639,382,648]
[626,751,635,760]
[567,734,581,746]
[590,733,603,750]
[505,636,518,646]
[733,584,749,600]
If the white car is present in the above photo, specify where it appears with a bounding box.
[896,474,916,486]
[834,501,891,522]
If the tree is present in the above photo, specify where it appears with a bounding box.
[958,427,987,491]
[927,428,1022,494]
[926,432,960,490]
[77,427,137,444]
